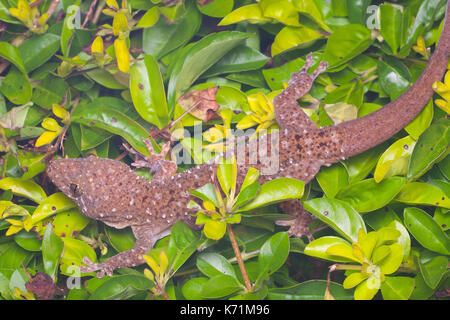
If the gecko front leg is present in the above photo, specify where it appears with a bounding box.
[81,225,170,278]
[274,53,328,132]
[124,138,178,182]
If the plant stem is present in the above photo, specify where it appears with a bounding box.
[333,264,363,271]
[154,282,170,300]
[227,224,252,293]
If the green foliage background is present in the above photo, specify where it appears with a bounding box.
[0,0,448,300]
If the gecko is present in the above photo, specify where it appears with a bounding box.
[46,2,450,278]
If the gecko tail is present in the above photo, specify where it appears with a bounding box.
[335,0,450,158]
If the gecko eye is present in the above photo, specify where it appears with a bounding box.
[69,183,83,198]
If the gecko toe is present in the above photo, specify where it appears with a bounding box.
[275,214,313,239]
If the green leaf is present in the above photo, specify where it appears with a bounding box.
[25,192,76,229]
[346,0,371,25]
[31,75,68,108]
[71,106,152,156]
[86,68,127,90]
[408,119,449,180]
[18,33,60,72]
[202,45,269,77]
[203,219,227,240]
[0,41,27,74]
[166,222,199,274]
[380,276,415,300]
[0,67,32,105]
[0,177,47,203]
[60,237,97,276]
[215,86,248,111]
[130,54,169,129]
[256,232,290,283]
[374,136,416,183]
[316,163,349,198]
[201,274,243,298]
[327,243,360,263]
[233,182,260,210]
[404,207,450,255]
[323,24,373,70]
[410,273,435,300]
[354,278,379,300]
[196,0,234,18]
[304,236,358,263]
[418,251,448,289]
[197,252,237,278]
[14,230,41,251]
[136,7,160,28]
[182,277,208,300]
[377,57,411,100]
[53,209,90,238]
[379,3,408,55]
[0,242,33,278]
[237,178,304,212]
[389,221,411,262]
[89,275,154,300]
[219,4,271,26]
[142,2,201,59]
[217,157,237,196]
[190,183,219,207]
[401,0,447,55]
[344,143,386,184]
[168,31,251,110]
[335,177,406,213]
[404,99,433,140]
[104,226,135,253]
[42,223,64,280]
[395,182,450,208]
[267,280,353,300]
[262,57,305,91]
[377,243,403,275]
[271,25,324,56]
[303,198,366,243]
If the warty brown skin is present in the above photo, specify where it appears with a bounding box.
[47,1,450,277]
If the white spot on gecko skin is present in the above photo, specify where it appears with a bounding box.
[129,199,134,206]
[162,214,166,219]
[112,208,117,212]
[126,215,132,219]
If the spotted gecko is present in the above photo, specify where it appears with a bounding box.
[46,3,450,278]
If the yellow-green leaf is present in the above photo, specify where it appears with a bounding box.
[114,38,130,73]
[0,177,47,203]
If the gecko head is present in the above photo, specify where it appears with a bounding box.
[46,157,94,202]
[46,156,132,204]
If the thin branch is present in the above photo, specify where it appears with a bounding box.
[45,0,61,19]
[81,0,98,28]
[227,224,252,293]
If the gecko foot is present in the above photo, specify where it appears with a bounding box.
[80,257,114,278]
[275,214,314,242]
[124,139,178,180]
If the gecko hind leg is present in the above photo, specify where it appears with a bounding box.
[274,53,328,133]
[276,200,314,242]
